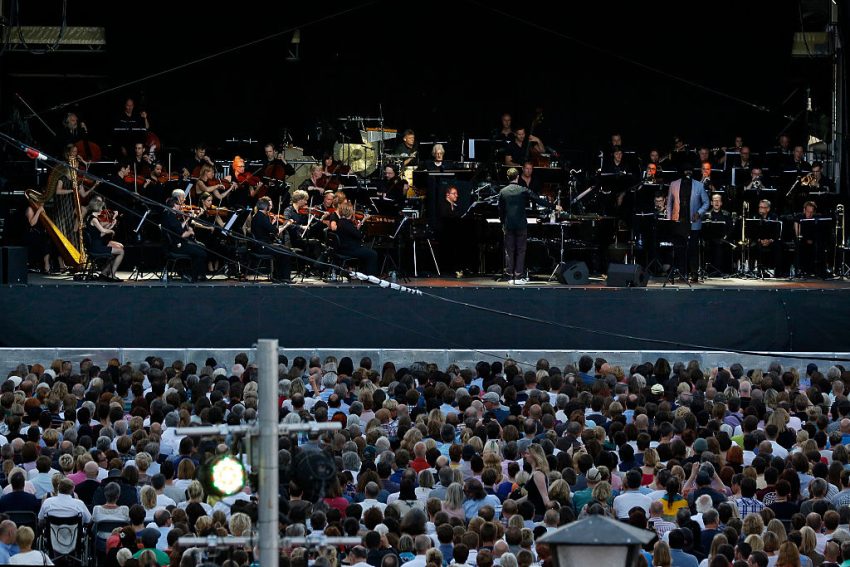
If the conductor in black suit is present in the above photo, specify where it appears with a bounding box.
[498,168,554,284]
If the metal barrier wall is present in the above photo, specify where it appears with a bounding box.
[1,348,847,375]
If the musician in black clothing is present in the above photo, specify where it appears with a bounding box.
[180,143,214,180]
[423,144,455,172]
[395,129,419,168]
[493,113,515,143]
[438,185,464,278]
[333,202,378,276]
[504,127,543,167]
[791,146,811,173]
[703,193,734,274]
[112,98,149,158]
[282,190,309,250]
[130,142,153,178]
[250,198,291,282]
[794,201,825,276]
[378,164,407,208]
[59,112,87,150]
[749,199,782,276]
[262,143,294,207]
[162,197,207,282]
[517,162,542,195]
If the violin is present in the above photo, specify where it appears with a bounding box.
[179,204,201,215]
[97,208,117,224]
[204,206,231,217]
[157,172,180,183]
[124,174,147,185]
[236,171,267,199]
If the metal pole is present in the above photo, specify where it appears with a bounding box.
[258,338,279,567]
[831,0,843,194]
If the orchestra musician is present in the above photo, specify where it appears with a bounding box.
[517,161,542,195]
[181,143,214,180]
[196,192,227,273]
[437,185,464,278]
[504,126,543,167]
[130,142,153,178]
[83,196,125,282]
[791,145,811,173]
[378,164,407,208]
[647,149,661,166]
[644,163,661,184]
[744,167,765,191]
[162,197,207,282]
[749,199,782,276]
[333,202,378,276]
[699,161,718,193]
[654,194,667,219]
[395,129,419,168]
[666,163,710,282]
[733,146,754,171]
[112,98,150,157]
[60,112,87,149]
[703,193,734,274]
[493,113,515,143]
[498,168,555,284]
[794,200,824,277]
[423,144,454,172]
[804,161,832,192]
[283,190,310,252]
[55,144,97,203]
[24,200,52,273]
[299,164,330,200]
[261,143,293,206]
[230,156,264,208]
[194,164,234,203]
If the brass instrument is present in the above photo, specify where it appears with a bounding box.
[801,173,815,186]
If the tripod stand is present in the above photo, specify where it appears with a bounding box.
[656,220,691,287]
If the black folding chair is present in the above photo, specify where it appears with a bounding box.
[90,519,128,567]
[4,509,38,532]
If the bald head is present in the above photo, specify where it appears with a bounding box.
[84,461,100,478]
[492,540,508,558]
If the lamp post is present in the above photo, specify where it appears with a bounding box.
[537,515,656,567]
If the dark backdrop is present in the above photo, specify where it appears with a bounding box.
[1,0,840,171]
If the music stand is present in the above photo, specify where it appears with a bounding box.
[745,218,782,278]
[796,217,834,278]
[655,219,691,287]
[700,219,730,277]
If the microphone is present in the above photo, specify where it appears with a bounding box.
[25,147,48,161]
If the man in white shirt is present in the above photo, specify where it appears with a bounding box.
[347,545,372,567]
[360,482,387,514]
[612,470,651,519]
[38,478,92,523]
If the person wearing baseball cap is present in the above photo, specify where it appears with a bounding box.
[482,391,508,423]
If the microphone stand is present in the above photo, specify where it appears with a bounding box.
[15,93,56,137]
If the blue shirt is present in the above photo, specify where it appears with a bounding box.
[463,495,501,520]
[669,548,699,567]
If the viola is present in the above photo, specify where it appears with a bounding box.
[204,206,231,217]
[124,174,147,185]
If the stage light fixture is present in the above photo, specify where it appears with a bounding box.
[202,454,247,496]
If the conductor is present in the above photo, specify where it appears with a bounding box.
[499,168,556,285]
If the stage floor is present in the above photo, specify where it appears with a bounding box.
[23,271,850,290]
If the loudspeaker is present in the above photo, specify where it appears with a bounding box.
[606,263,647,287]
[2,247,28,284]
[556,261,589,285]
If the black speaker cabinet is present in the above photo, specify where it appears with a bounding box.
[2,247,27,284]
[556,261,589,285]
[606,263,646,287]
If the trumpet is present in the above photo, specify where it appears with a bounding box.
[801,173,815,186]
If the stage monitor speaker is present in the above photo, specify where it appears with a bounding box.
[2,247,27,284]
[606,263,646,287]
[556,261,589,285]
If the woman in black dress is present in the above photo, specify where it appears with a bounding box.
[84,196,125,281]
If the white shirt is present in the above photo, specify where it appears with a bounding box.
[768,440,789,459]
[360,498,387,514]
[39,493,92,523]
[401,555,428,567]
[156,493,177,508]
[612,491,652,519]
[10,550,53,565]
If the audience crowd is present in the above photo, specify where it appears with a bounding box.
[2,353,850,567]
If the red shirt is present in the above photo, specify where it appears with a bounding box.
[410,458,430,473]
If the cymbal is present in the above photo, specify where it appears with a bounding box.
[333,142,377,176]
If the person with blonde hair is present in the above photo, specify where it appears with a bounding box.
[9,526,51,565]
[775,541,801,567]
[332,202,378,275]
[652,541,672,567]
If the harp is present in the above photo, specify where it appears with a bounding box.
[26,158,86,267]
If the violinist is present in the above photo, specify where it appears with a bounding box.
[181,143,215,180]
[196,193,227,273]
[334,202,378,276]
[162,196,207,282]
[378,164,407,208]
[83,196,125,282]
[145,163,169,203]
[231,156,264,208]
[194,164,234,202]
[283,189,310,249]
[55,144,97,203]
[299,164,329,199]
[504,126,543,167]
[131,142,153,178]
[319,190,335,213]
[251,197,292,282]
[394,129,419,168]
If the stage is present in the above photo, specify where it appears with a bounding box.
[1,272,849,352]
